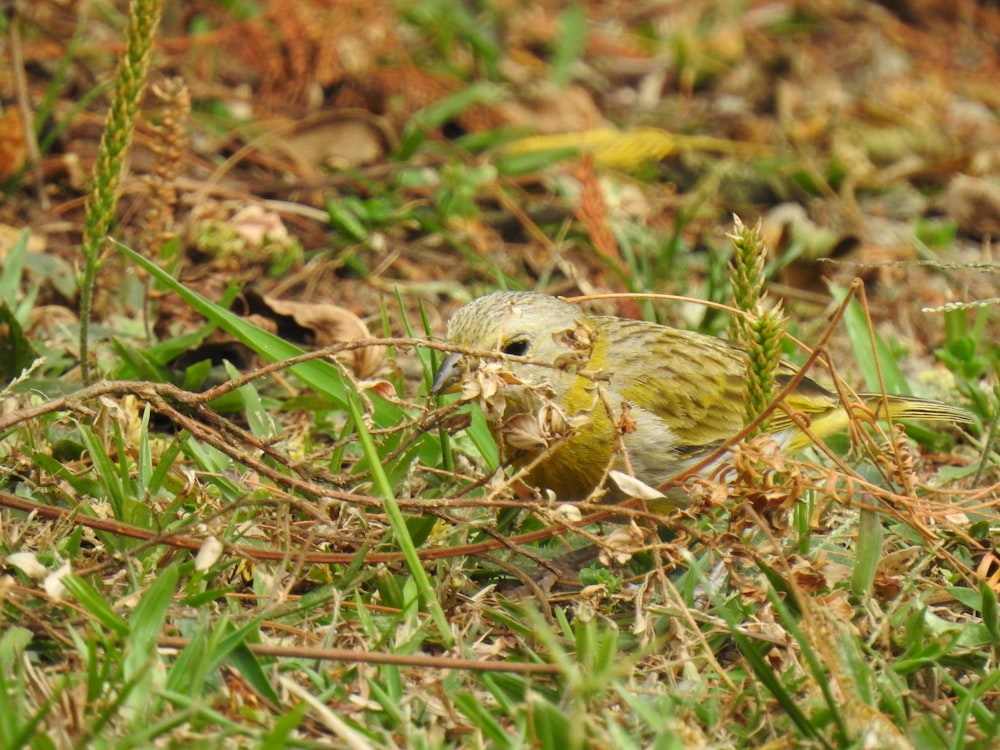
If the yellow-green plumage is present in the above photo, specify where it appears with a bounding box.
[432,291,971,500]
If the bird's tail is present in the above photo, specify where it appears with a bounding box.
[859,393,975,425]
[782,393,972,454]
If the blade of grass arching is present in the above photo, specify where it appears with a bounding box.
[139,690,246,739]
[416,296,455,476]
[61,576,129,636]
[0,628,61,749]
[227,643,282,707]
[82,668,149,744]
[116,242,405,428]
[946,658,1000,747]
[763,584,851,743]
[111,410,152,529]
[550,4,586,88]
[147,434,183,497]
[399,292,457,475]
[493,145,580,177]
[830,286,910,394]
[122,563,181,716]
[36,31,108,155]
[136,404,152,493]
[396,82,504,160]
[111,339,175,382]
[223,361,279,439]
[981,582,999,641]
[260,702,309,748]
[0,229,28,304]
[165,615,212,695]
[402,291,435,385]
[529,695,572,749]
[468,404,500,470]
[178,616,283,706]
[126,564,179,661]
[181,436,244,502]
[366,669,405,726]
[975,384,999,487]
[345,389,454,647]
[78,425,127,520]
[851,507,883,596]
[711,590,830,747]
[453,691,513,747]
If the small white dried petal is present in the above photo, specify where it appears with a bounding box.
[502,414,549,451]
[537,401,569,437]
[552,503,583,524]
[6,552,48,579]
[195,536,224,571]
[551,321,594,360]
[608,470,665,501]
[44,562,71,601]
[463,365,509,417]
[598,522,644,566]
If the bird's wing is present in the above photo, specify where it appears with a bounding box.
[592,318,750,452]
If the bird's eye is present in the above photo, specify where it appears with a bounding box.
[500,338,529,357]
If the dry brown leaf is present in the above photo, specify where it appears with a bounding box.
[258,295,383,378]
[760,203,859,297]
[269,113,390,173]
[607,470,665,501]
[0,107,27,181]
[877,546,920,577]
[500,83,607,134]
[500,413,549,452]
[941,174,1000,237]
[597,522,645,566]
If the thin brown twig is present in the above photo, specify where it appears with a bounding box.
[157,636,560,675]
[8,11,49,209]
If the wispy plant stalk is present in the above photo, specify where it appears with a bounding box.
[79,0,164,384]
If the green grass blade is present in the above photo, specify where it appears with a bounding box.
[115,241,406,428]
[345,389,454,646]
[831,286,911,394]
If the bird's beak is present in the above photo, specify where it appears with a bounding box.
[431,352,464,395]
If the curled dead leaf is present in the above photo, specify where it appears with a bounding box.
[598,522,645,566]
[607,470,666,501]
[254,294,384,378]
[0,108,27,181]
[501,413,549,452]
[552,504,583,524]
[459,363,509,418]
[229,205,290,246]
[359,379,401,401]
[941,174,1000,237]
[760,203,859,297]
[271,112,391,173]
[551,321,594,370]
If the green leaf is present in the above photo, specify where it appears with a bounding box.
[0,229,28,304]
[980,583,999,641]
[551,4,587,87]
[62,575,129,636]
[851,508,883,596]
[0,302,39,381]
[228,642,282,706]
[115,241,407,428]
[260,702,309,749]
[830,286,910,394]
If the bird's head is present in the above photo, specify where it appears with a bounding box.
[431,291,592,395]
